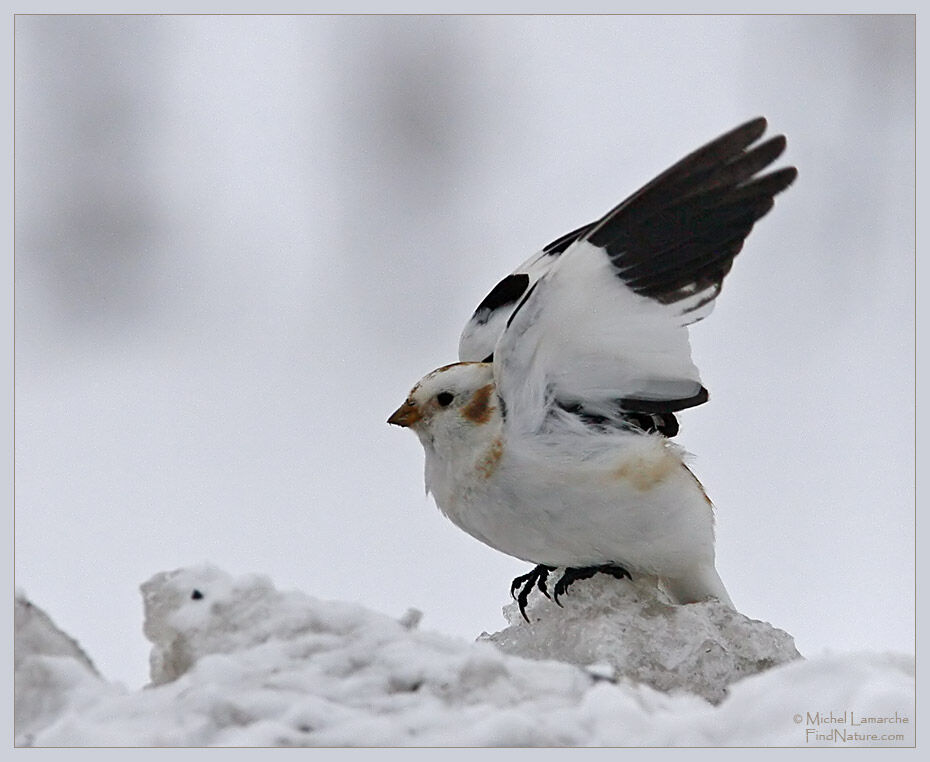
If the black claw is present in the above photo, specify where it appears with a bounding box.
[517,583,532,623]
[509,563,630,619]
[536,573,551,599]
[510,567,540,600]
[509,565,553,621]
[601,565,632,582]
[553,564,632,605]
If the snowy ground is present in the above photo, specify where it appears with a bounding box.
[15,566,915,747]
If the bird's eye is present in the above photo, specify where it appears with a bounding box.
[437,392,455,407]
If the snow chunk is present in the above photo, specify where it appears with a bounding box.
[483,574,801,703]
[14,593,114,745]
[15,592,99,674]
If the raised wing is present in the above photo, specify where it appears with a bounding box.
[493,117,797,436]
[458,223,593,363]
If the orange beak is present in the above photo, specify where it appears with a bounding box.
[387,399,422,428]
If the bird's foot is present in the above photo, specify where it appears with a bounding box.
[553,564,632,606]
[510,564,554,622]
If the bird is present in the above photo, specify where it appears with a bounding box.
[388,117,797,620]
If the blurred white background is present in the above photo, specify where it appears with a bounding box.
[15,15,914,688]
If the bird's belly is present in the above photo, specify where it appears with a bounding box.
[432,437,716,576]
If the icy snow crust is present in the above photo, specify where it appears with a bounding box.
[486,574,801,703]
[15,566,915,747]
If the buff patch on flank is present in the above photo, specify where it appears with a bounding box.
[462,384,495,424]
[612,448,679,491]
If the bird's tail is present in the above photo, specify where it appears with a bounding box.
[663,565,734,609]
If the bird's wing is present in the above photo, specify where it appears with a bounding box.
[458,223,593,363]
[492,117,797,435]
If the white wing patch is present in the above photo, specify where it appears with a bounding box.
[494,241,703,435]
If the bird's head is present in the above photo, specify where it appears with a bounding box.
[388,362,499,450]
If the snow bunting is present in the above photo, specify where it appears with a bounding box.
[389,117,796,619]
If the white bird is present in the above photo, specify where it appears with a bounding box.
[389,118,796,619]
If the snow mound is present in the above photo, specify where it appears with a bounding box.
[15,566,915,747]
[484,574,801,703]
[14,593,117,745]
[15,592,99,674]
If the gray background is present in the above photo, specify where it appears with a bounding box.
[15,15,914,687]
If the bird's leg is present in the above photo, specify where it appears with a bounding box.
[553,564,631,605]
[510,565,554,622]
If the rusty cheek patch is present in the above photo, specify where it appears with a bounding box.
[462,384,495,424]
[476,437,503,479]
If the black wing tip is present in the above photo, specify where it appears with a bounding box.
[620,386,709,414]
[589,117,796,305]
[746,165,798,202]
[764,132,786,151]
[733,115,768,141]
[699,116,770,163]
[772,165,799,190]
[748,134,787,166]
[702,117,793,179]
[740,125,799,190]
